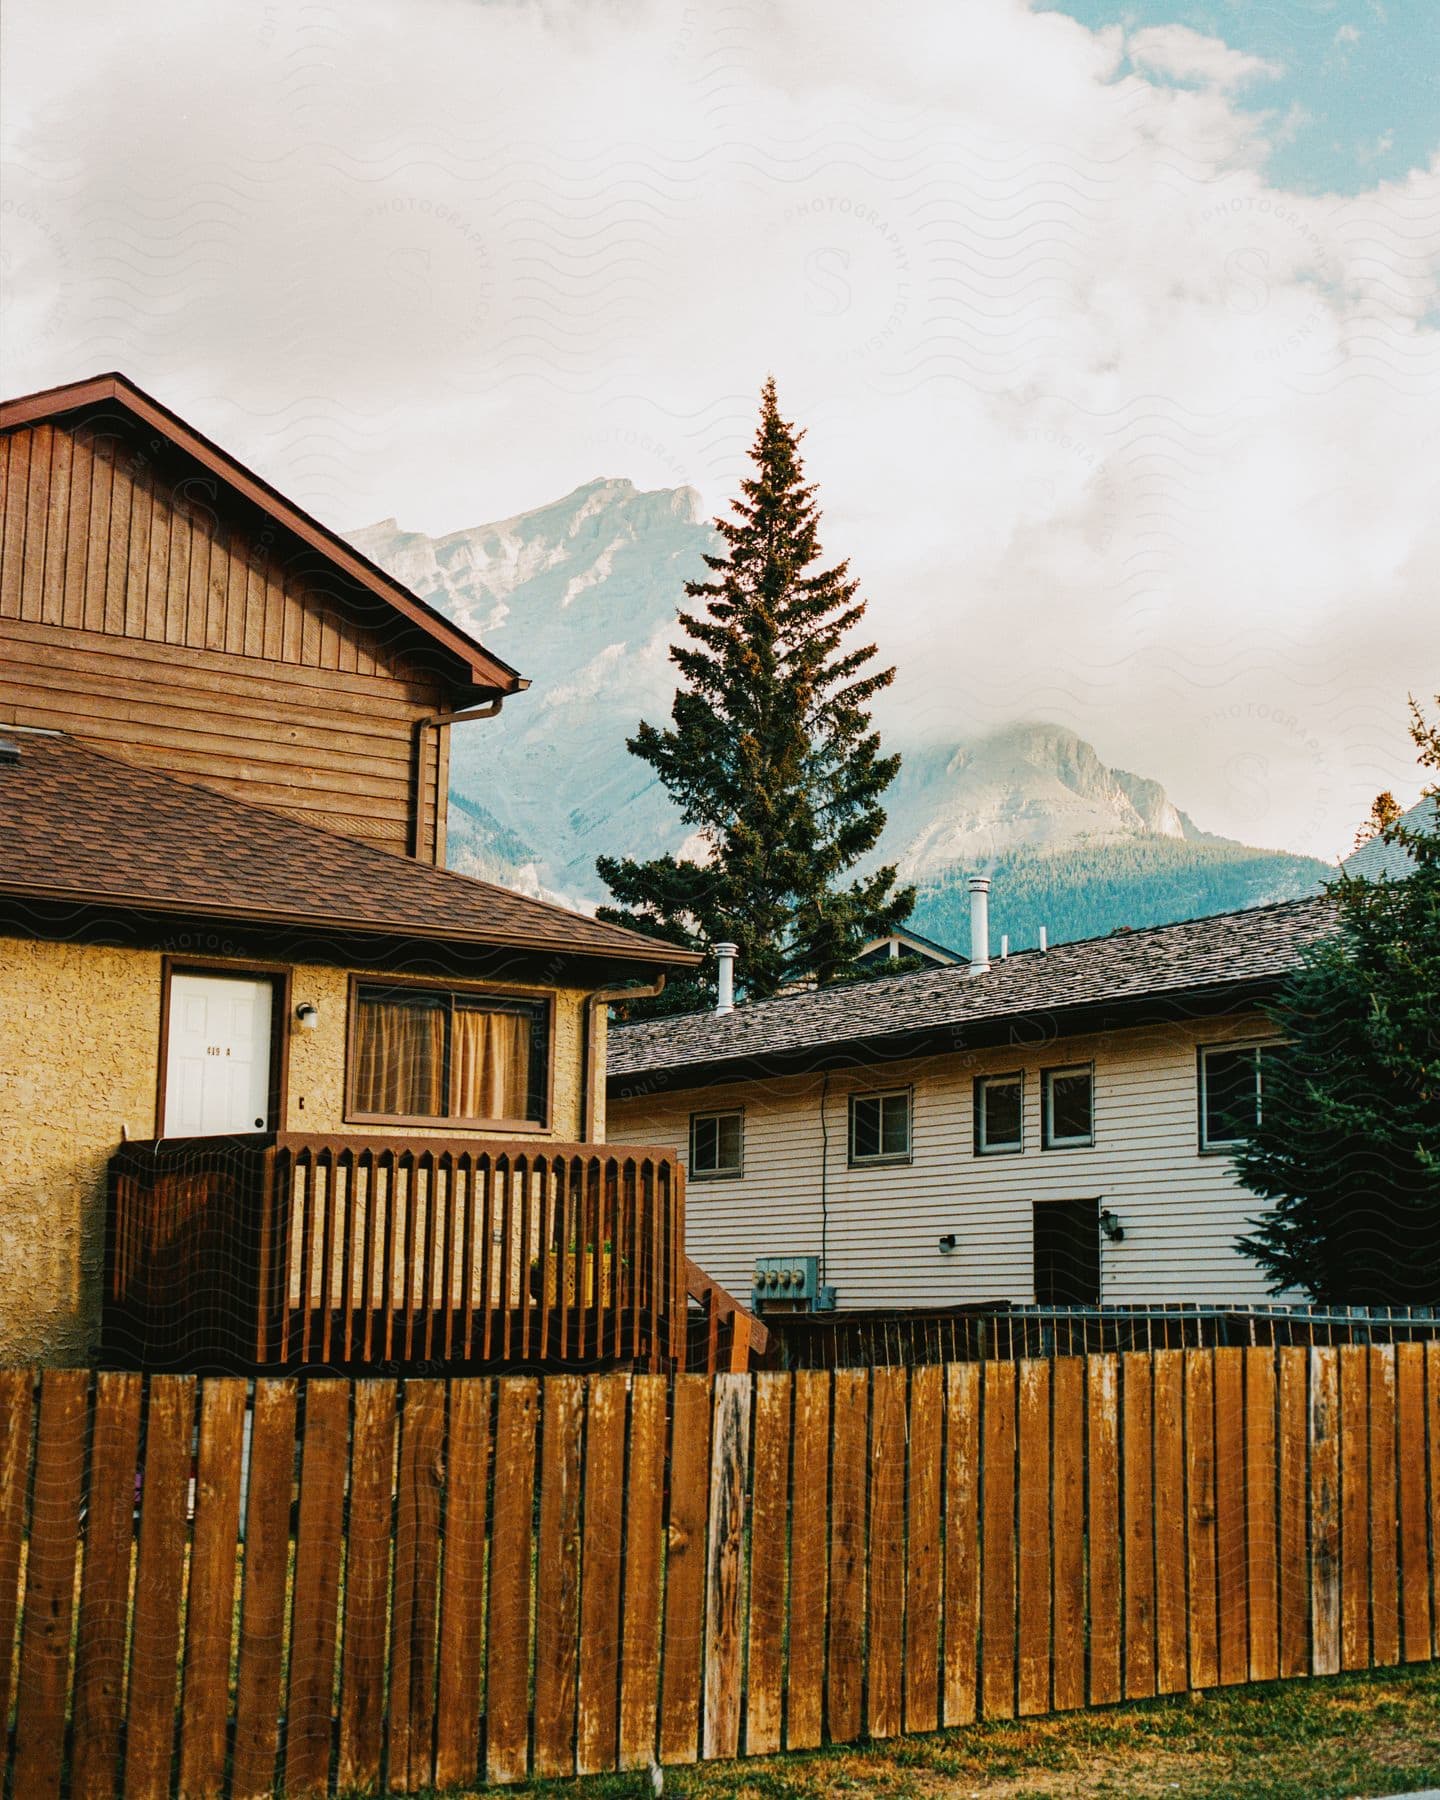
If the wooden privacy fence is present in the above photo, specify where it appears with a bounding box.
[3,1347,1438,1798]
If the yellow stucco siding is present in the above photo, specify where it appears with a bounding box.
[1,935,601,1364]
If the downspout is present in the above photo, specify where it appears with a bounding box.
[410,690,524,860]
[581,973,667,1142]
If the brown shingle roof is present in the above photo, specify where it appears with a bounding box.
[608,895,1338,1083]
[0,731,699,968]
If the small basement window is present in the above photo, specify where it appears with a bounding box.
[690,1109,743,1178]
[349,982,549,1127]
[974,1072,1023,1155]
[1041,1065,1094,1149]
[1199,1043,1288,1149]
[850,1090,911,1165]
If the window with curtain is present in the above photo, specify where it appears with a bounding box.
[349,984,548,1125]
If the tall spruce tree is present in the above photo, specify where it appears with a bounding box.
[1235,697,1440,1304]
[596,378,914,1009]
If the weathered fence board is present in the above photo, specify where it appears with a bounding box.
[1,1344,1435,1799]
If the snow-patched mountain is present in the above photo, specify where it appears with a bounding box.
[349,484,1330,938]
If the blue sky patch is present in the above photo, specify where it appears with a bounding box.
[1041,0,1437,195]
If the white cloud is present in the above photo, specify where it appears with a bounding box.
[1127,23,1284,91]
[1,0,1436,859]
[1335,24,1363,44]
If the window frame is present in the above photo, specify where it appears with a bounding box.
[973,1070,1025,1157]
[688,1107,745,1180]
[848,1087,913,1167]
[1040,1062,1095,1151]
[344,974,553,1131]
[1197,1039,1287,1153]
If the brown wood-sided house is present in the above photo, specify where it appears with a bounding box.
[0,373,758,1374]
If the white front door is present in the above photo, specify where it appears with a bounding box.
[164,973,274,1136]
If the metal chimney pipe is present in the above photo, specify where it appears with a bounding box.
[968,876,991,975]
[715,941,738,1015]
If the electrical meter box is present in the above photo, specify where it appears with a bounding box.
[753,1254,820,1310]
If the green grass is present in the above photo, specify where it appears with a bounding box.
[467,1665,1440,1800]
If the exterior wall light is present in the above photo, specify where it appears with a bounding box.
[1100,1208,1125,1243]
[295,1002,320,1031]
[938,1232,958,1253]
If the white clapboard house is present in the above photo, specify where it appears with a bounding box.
[607,886,1337,1312]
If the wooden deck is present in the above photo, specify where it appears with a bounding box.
[105,1133,689,1373]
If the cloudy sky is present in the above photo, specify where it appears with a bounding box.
[3,0,1437,859]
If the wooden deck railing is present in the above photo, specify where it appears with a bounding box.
[106,1133,687,1373]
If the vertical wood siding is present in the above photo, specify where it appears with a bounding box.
[608,1014,1288,1307]
[0,421,457,860]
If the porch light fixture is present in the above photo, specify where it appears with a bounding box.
[1100,1208,1125,1243]
[295,1002,320,1031]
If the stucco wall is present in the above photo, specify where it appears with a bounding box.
[1,935,603,1364]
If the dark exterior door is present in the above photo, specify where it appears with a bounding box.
[1033,1198,1100,1305]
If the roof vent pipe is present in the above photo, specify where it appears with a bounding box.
[968,876,991,975]
[1039,926,1048,953]
[715,941,738,1015]
[1000,934,1009,960]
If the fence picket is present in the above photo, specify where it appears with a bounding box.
[786,1370,830,1749]
[70,1373,142,1800]
[827,1368,869,1745]
[943,1362,981,1726]
[1368,1347,1400,1667]
[434,1377,489,1788]
[389,1380,446,1792]
[1276,1348,1309,1679]
[904,1363,942,1735]
[0,1368,35,1770]
[620,1374,669,1767]
[338,1381,399,1795]
[1214,1347,1248,1686]
[533,1375,584,1778]
[981,1361,1018,1718]
[743,1372,790,1757]
[122,1374,194,1800]
[702,1371,752,1762]
[576,1373,626,1773]
[1050,1356,1085,1712]
[1185,1350,1219,1688]
[1395,1344,1432,1661]
[12,1369,89,1800]
[1153,1351,1187,1694]
[231,1381,299,1800]
[1244,1349,1279,1684]
[284,1380,349,1799]
[486,1377,540,1787]
[1122,1354,1156,1700]
[178,1379,247,1800]
[1086,1355,1121,1706]
[1339,1345,1371,1671]
[1017,1359,1052,1717]
[866,1366,907,1739]
[1310,1347,1342,1675]
[658,1374,711,1766]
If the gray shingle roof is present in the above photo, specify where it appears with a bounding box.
[607,895,1338,1082]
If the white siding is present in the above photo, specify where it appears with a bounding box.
[608,1012,1285,1309]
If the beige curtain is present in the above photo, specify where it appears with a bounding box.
[354,995,445,1117]
[451,1007,532,1122]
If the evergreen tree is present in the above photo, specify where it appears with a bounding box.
[1235,698,1440,1304]
[596,378,914,1009]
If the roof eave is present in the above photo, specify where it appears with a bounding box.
[0,373,526,699]
[0,882,704,970]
